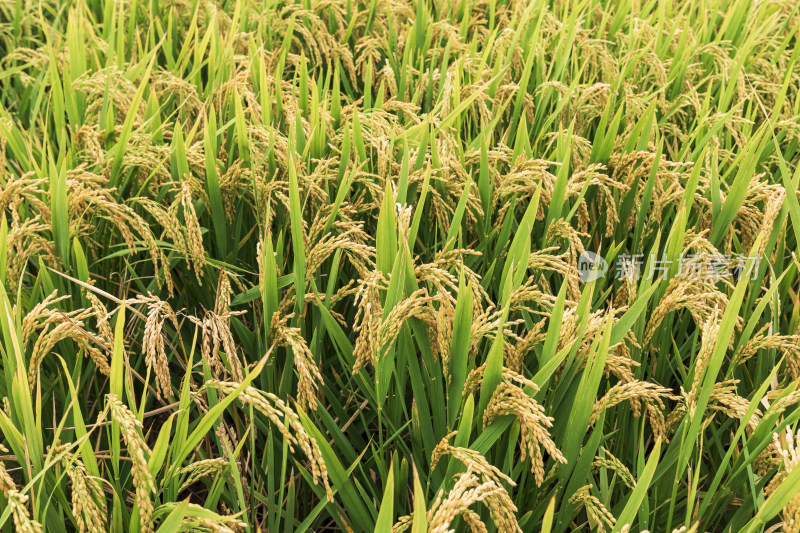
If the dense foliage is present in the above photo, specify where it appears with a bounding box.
[1,0,800,531]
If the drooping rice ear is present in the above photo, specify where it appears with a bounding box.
[106,394,155,533]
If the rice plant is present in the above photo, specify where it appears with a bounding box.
[0,0,799,531]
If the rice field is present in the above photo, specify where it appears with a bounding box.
[0,0,799,531]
